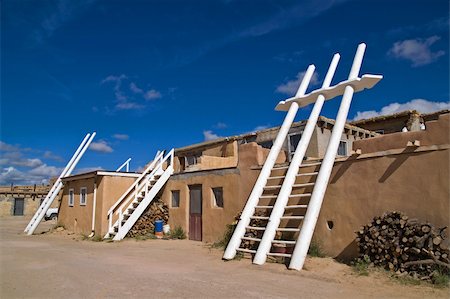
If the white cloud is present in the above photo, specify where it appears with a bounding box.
[43,151,63,161]
[28,164,61,177]
[115,102,144,110]
[113,134,129,140]
[130,82,143,94]
[144,89,162,100]
[11,158,44,168]
[0,141,19,151]
[214,122,227,129]
[253,125,271,132]
[89,140,113,153]
[276,71,320,96]
[388,36,445,67]
[203,130,221,141]
[352,99,450,121]
[73,166,103,174]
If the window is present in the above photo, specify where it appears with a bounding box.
[171,190,180,208]
[288,132,302,159]
[68,189,74,207]
[80,187,87,206]
[337,141,348,156]
[375,129,384,134]
[212,187,224,208]
[185,153,201,166]
[258,140,273,149]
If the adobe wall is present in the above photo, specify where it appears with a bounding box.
[315,146,449,261]
[58,177,96,234]
[353,113,449,153]
[97,176,136,236]
[0,195,51,217]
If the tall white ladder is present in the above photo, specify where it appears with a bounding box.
[104,149,174,241]
[224,43,382,271]
[24,132,96,235]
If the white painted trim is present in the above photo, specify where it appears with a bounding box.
[91,183,97,232]
[80,187,87,206]
[68,188,74,207]
[96,171,141,178]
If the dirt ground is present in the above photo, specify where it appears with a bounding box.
[0,217,448,298]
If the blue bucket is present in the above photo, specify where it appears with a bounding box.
[155,220,164,233]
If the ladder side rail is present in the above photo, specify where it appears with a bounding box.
[223,64,316,260]
[289,43,367,270]
[107,150,164,216]
[113,149,174,240]
[253,53,340,265]
[26,132,96,235]
[24,133,92,233]
[113,150,169,216]
[116,158,132,172]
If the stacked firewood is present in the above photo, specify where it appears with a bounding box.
[356,211,450,281]
[126,198,169,238]
[241,210,270,250]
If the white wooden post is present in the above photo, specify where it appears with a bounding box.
[253,53,340,265]
[223,65,316,260]
[289,43,366,270]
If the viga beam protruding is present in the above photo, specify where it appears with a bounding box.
[222,65,316,260]
[253,53,341,265]
[289,43,383,270]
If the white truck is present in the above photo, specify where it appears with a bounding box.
[44,208,58,221]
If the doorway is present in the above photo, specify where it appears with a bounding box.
[189,185,202,241]
[13,198,24,216]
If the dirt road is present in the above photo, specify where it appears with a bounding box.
[0,217,448,298]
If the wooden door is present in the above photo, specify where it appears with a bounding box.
[14,198,24,216]
[189,185,202,241]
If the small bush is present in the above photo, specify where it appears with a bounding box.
[91,235,103,242]
[212,224,236,249]
[170,226,186,239]
[308,239,325,257]
[432,268,450,288]
[352,255,371,276]
[134,234,157,241]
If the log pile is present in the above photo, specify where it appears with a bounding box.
[241,210,269,250]
[126,198,169,238]
[356,211,450,281]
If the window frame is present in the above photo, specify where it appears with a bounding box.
[68,188,74,207]
[171,190,180,208]
[288,132,303,160]
[337,140,348,156]
[79,187,87,206]
[212,187,224,208]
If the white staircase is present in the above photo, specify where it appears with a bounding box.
[105,149,174,241]
[224,43,383,270]
[24,132,96,235]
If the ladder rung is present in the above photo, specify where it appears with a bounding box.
[276,228,300,232]
[272,240,296,245]
[268,175,285,180]
[260,195,277,199]
[289,193,311,198]
[250,216,269,220]
[255,205,273,209]
[297,172,318,176]
[267,252,292,257]
[281,216,304,220]
[246,226,265,231]
[264,185,281,190]
[236,248,256,254]
[272,165,289,170]
[300,162,322,167]
[292,183,315,188]
[285,205,308,209]
[242,236,261,242]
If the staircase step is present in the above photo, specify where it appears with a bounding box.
[255,205,273,209]
[109,231,116,236]
[250,216,269,220]
[272,240,296,245]
[132,202,139,207]
[128,207,135,213]
[236,248,256,254]
[267,252,292,257]
[281,216,304,220]
[246,226,266,231]
[276,228,300,232]
[285,205,308,209]
[242,236,261,242]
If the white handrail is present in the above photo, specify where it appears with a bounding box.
[107,150,164,215]
[116,158,131,172]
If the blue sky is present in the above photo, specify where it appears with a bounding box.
[1,0,449,185]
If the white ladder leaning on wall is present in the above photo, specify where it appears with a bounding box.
[24,132,96,235]
[223,43,383,270]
